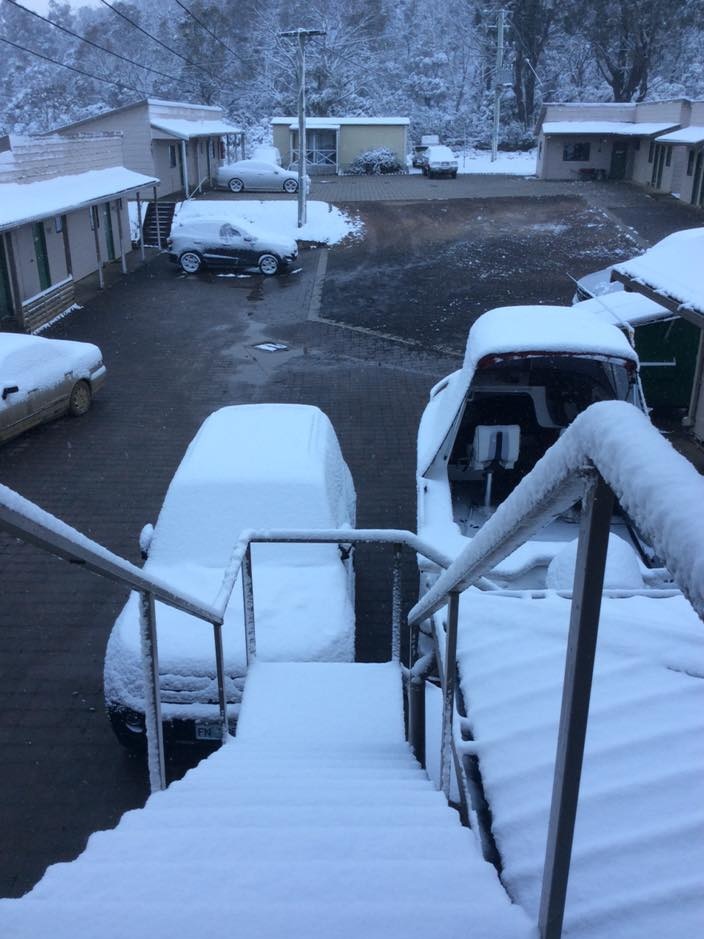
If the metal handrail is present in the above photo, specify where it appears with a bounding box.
[406,401,704,939]
[0,483,452,792]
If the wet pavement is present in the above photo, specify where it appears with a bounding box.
[0,176,701,899]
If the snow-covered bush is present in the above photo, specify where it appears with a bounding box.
[346,147,403,175]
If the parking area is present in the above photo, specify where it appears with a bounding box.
[0,176,701,898]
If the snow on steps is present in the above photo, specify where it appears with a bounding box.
[0,662,532,939]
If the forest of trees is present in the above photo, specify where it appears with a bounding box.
[1,0,703,147]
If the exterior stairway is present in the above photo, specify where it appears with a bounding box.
[0,661,531,938]
[142,202,176,248]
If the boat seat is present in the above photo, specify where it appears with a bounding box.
[471,424,520,471]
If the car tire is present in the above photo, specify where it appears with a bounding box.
[283,178,298,193]
[228,177,244,193]
[179,251,203,274]
[452,171,458,179]
[68,380,92,417]
[258,254,279,276]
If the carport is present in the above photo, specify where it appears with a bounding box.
[611,228,704,440]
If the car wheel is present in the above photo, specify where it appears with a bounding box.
[258,254,279,276]
[452,171,458,179]
[179,251,203,274]
[283,178,298,193]
[68,380,92,417]
[228,177,244,193]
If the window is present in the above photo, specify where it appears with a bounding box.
[648,141,655,163]
[169,144,177,168]
[665,145,672,167]
[687,149,695,176]
[563,142,590,162]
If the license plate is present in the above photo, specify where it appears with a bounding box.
[195,721,222,741]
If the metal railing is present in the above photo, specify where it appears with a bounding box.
[0,482,451,792]
[291,147,337,167]
[407,401,704,939]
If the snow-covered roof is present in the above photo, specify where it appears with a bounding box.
[575,290,673,328]
[613,228,704,318]
[0,166,159,232]
[150,118,242,139]
[656,125,704,144]
[463,305,637,371]
[542,121,678,137]
[417,306,638,476]
[271,116,410,126]
[147,98,223,112]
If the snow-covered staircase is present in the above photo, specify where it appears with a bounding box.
[0,662,531,938]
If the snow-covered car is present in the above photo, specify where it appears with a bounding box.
[167,217,298,276]
[0,333,106,444]
[215,159,303,193]
[416,305,648,592]
[250,145,282,166]
[104,404,356,750]
[411,134,440,168]
[423,145,458,179]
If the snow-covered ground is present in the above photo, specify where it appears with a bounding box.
[408,148,536,176]
[457,148,537,175]
[172,198,364,245]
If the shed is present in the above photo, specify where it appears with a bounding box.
[271,117,410,175]
[611,228,704,439]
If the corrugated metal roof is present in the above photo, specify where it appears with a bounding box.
[0,167,159,232]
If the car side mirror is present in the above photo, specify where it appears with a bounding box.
[139,523,154,560]
[243,235,254,243]
[2,385,19,400]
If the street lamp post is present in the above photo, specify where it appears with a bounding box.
[279,28,326,228]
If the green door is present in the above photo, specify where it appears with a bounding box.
[636,318,700,411]
[102,203,116,261]
[0,238,14,321]
[32,222,51,291]
[609,140,628,179]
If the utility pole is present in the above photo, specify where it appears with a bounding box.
[279,28,326,228]
[491,8,507,163]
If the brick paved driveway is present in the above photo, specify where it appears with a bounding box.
[0,175,700,899]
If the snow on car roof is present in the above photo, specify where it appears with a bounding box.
[150,405,355,569]
[612,228,704,317]
[463,305,638,370]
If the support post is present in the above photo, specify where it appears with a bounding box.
[538,471,614,939]
[91,205,104,289]
[296,30,307,228]
[242,544,256,664]
[212,621,229,745]
[138,590,166,793]
[60,214,72,279]
[152,185,162,250]
[391,542,402,663]
[115,199,127,274]
[136,192,145,261]
[181,140,190,199]
[408,667,426,768]
[440,590,460,798]
[491,8,506,162]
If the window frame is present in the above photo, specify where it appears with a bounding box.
[562,141,591,162]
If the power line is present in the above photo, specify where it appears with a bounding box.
[7,1,200,91]
[0,34,147,95]
[98,0,236,90]
[171,0,241,64]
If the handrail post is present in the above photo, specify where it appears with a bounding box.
[212,621,229,745]
[138,590,166,793]
[538,471,614,939]
[440,590,460,798]
[242,544,256,664]
[391,543,402,663]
